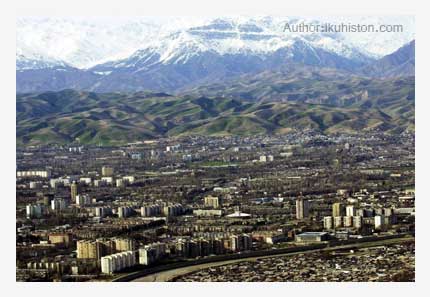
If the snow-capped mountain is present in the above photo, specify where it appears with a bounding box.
[17,16,414,68]
[16,53,69,71]
[16,16,415,93]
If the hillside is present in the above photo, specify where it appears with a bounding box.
[182,67,415,106]
[17,85,414,146]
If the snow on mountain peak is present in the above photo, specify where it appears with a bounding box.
[16,16,414,69]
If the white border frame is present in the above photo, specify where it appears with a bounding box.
[2,0,427,296]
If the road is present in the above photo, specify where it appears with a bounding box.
[131,236,414,282]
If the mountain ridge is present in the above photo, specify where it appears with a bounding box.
[17,77,415,145]
[16,17,414,93]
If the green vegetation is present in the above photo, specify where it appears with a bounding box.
[16,78,414,146]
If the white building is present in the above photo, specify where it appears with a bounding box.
[353,216,363,229]
[116,179,124,188]
[375,215,385,230]
[323,216,333,230]
[26,204,43,219]
[101,177,113,184]
[141,205,161,217]
[122,176,135,184]
[333,216,343,228]
[230,234,252,252]
[94,206,111,218]
[139,242,167,265]
[343,216,353,227]
[17,170,51,178]
[101,166,114,177]
[118,206,133,218]
[101,251,136,274]
[29,181,42,189]
[51,198,68,211]
[162,204,183,217]
[79,177,92,185]
[346,205,355,217]
[76,194,91,206]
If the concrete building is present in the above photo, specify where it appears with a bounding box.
[101,251,136,274]
[162,204,183,217]
[101,166,114,177]
[375,215,385,230]
[343,216,353,227]
[230,234,252,252]
[384,208,393,216]
[296,198,309,220]
[51,198,68,211]
[346,205,355,217]
[17,170,51,178]
[77,239,116,259]
[70,182,79,202]
[333,216,343,228]
[79,177,92,185]
[193,209,224,217]
[118,206,133,218]
[323,216,333,230]
[94,206,112,218]
[26,204,43,219]
[101,177,113,184]
[76,194,91,206]
[204,195,221,209]
[139,242,166,265]
[114,238,136,252]
[140,204,162,217]
[77,240,102,259]
[296,232,330,243]
[353,216,363,229]
[116,179,124,188]
[94,179,107,187]
[122,176,135,184]
[356,209,365,217]
[332,202,344,217]
[48,233,72,248]
[43,195,54,207]
[29,181,42,189]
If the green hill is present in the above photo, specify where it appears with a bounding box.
[16,82,414,146]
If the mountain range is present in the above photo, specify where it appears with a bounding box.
[16,16,415,145]
[16,17,415,93]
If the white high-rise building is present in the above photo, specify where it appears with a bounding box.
[76,194,91,206]
[118,206,133,218]
[116,179,124,188]
[26,204,43,219]
[353,216,363,229]
[334,216,343,228]
[343,216,353,227]
[51,198,68,210]
[346,205,355,217]
[323,216,333,230]
[375,215,385,230]
[101,251,136,274]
